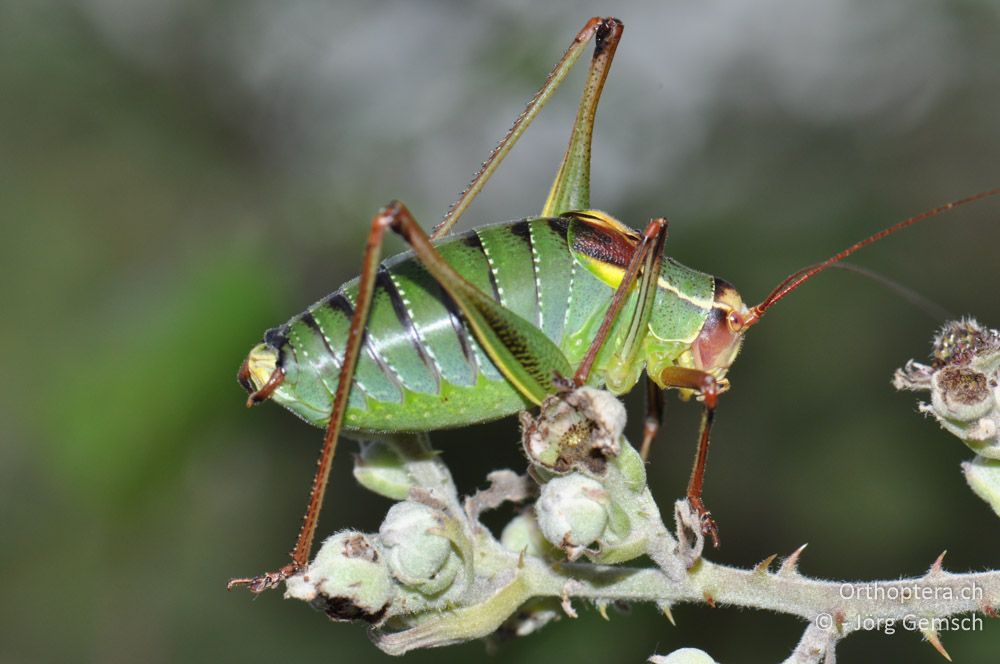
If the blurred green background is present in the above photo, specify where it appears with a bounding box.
[4,1,999,662]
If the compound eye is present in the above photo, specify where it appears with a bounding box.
[726,311,744,333]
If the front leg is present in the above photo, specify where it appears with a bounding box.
[659,366,725,548]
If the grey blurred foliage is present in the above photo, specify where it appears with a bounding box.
[3,0,999,662]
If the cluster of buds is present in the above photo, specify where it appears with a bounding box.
[285,439,468,624]
[520,386,666,565]
[894,318,1000,516]
[284,386,685,652]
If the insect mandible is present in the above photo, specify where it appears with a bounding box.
[228,17,1000,593]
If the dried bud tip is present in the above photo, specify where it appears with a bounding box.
[932,318,1000,368]
[523,386,625,474]
[560,580,581,619]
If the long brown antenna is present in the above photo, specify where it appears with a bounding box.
[745,187,1000,326]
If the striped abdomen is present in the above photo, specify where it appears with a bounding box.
[265,218,618,431]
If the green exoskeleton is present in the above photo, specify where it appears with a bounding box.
[229,17,1000,593]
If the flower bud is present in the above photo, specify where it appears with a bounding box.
[963,455,1000,518]
[649,648,718,664]
[894,319,1000,459]
[500,512,558,559]
[353,440,415,500]
[614,438,647,492]
[536,473,609,557]
[284,530,394,622]
[930,367,994,423]
[379,501,459,594]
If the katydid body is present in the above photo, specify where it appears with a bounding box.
[241,216,745,433]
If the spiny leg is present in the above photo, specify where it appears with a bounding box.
[659,366,724,548]
[574,217,668,387]
[432,17,623,239]
[640,375,665,461]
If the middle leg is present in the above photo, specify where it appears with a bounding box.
[640,375,665,461]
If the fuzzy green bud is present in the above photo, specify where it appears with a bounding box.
[649,648,718,664]
[500,512,558,559]
[536,473,609,558]
[930,366,994,423]
[963,455,1000,518]
[353,440,415,500]
[379,501,459,594]
[614,438,647,492]
[284,530,394,622]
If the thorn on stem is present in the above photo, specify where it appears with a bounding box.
[929,550,948,576]
[779,544,808,576]
[754,553,778,574]
[922,628,952,662]
[703,592,716,608]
